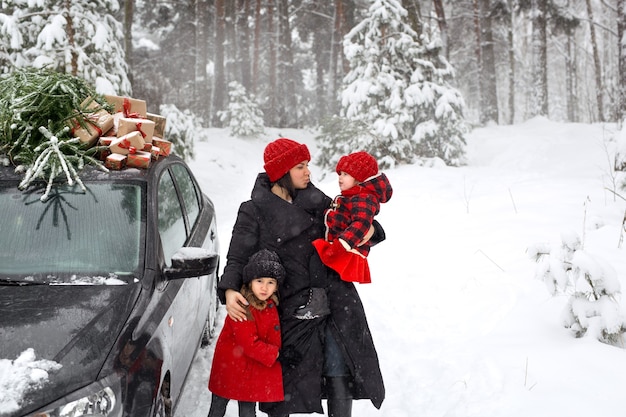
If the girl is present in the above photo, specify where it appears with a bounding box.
[207,249,285,417]
[313,151,393,283]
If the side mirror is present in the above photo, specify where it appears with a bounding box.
[164,247,219,280]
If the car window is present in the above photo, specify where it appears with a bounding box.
[0,182,144,283]
[170,164,201,229]
[157,170,186,266]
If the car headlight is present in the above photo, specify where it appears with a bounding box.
[29,377,122,417]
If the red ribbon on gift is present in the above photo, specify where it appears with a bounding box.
[135,122,146,139]
[69,117,103,137]
[85,113,103,136]
[129,146,137,154]
[118,138,131,149]
[123,98,143,119]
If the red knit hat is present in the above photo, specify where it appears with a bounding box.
[263,138,311,182]
[336,151,379,182]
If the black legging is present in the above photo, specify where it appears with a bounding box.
[207,393,256,417]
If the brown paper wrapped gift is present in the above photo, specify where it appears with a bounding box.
[152,137,172,157]
[149,145,161,160]
[126,150,152,169]
[105,153,127,170]
[117,117,156,143]
[146,112,167,138]
[69,98,114,146]
[109,131,146,155]
[104,95,147,118]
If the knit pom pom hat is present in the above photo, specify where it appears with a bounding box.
[336,151,379,182]
[243,249,286,284]
[263,138,311,182]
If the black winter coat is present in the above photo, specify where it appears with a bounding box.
[218,173,385,414]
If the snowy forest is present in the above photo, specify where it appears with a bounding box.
[2,0,626,168]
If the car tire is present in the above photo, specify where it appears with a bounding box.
[201,276,220,348]
[152,378,172,417]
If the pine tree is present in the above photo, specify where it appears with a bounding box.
[0,0,130,95]
[218,81,265,138]
[320,0,468,169]
[159,104,198,162]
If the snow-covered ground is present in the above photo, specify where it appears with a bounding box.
[179,117,626,417]
[2,117,625,417]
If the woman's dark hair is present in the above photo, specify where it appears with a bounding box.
[273,172,297,200]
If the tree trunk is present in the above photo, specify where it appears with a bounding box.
[212,0,226,126]
[195,0,210,120]
[266,0,278,126]
[402,0,422,35]
[63,0,78,76]
[225,1,238,82]
[238,0,252,92]
[431,0,448,59]
[328,0,344,117]
[585,0,604,122]
[124,0,134,86]
[507,0,515,124]
[252,0,262,95]
[565,22,577,122]
[472,0,483,120]
[479,0,499,124]
[531,0,548,117]
[278,0,297,127]
[618,0,626,125]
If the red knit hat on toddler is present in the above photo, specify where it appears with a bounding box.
[263,138,311,182]
[335,151,379,182]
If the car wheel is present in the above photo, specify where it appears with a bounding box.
[153,378,172,417]
[201,296,219,348]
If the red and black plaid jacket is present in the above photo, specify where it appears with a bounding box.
[323,172,393,256]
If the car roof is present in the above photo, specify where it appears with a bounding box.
[0,154,187,185]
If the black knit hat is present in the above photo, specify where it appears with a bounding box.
[243,249,285,284]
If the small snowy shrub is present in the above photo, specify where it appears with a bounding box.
[529,230,625,346]
[218,81,265,138]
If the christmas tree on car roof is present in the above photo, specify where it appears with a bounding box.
[0,67,170,202]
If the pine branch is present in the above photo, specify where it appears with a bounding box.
[0,68,109,197]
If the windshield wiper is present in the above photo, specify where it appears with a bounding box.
[0,277,47,286]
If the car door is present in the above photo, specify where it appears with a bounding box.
[156,162,215,404]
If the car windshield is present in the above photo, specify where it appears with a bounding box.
[0,181,145,284]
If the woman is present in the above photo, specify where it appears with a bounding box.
[218,138,385,417]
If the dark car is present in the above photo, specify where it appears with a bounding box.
[0,154,220,417]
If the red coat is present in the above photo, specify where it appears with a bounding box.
[208,296,283,402]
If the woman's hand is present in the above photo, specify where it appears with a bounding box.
[225,289,249,321]
[357,225,375,247]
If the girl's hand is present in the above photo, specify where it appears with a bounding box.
[225,289,249,321]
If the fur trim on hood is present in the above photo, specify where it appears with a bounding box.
[241,284,279,314]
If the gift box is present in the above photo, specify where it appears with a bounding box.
[69,98,114,146]
[97,136,116,160]
[105,153,127,170]
[149,145,161,160]
[126,149,152,169]
[109,131,146,155]
[146,112,167,138]
[117,117,155,143]
[152,137,172,157]
[104,95,147,118]
[98,136,116,146]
